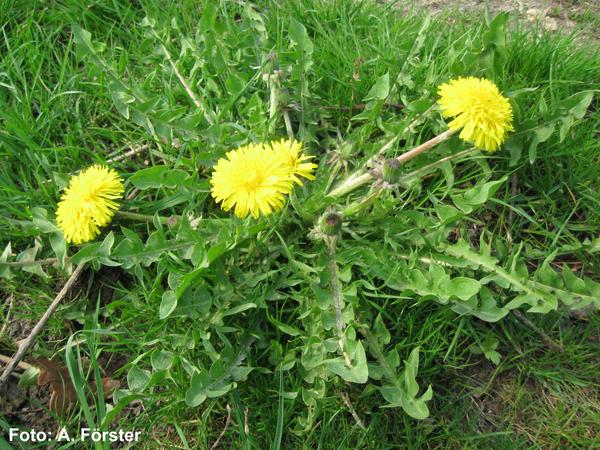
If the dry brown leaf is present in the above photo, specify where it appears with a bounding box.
[35,357,120,416]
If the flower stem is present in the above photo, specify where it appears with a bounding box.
[269,77,279,121]
[283,109,295,140]
[333,147,478,219]
[327,172,373,199]
[398,146,477,183]
[150,29,213,126]
[342,189,382,217]
[327,128,457,198]
[395,128,456,164]
[0,257,64,267]
[114,210,179,225]
[357,322,399,386]
[323,235,352,368]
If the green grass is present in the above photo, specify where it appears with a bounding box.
[1,0,600,449]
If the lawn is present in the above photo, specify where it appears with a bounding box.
[1,0,599,448]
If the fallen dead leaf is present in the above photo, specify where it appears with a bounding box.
[35,357,119,416]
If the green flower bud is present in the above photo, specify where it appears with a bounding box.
[382,158,401,183]
[320,212,342,235]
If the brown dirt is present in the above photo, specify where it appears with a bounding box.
[397,0,600,42]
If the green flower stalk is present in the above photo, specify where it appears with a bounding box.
[327,129,456,198]
[328,76,514,200]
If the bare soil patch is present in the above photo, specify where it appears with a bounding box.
[397,0,600,42]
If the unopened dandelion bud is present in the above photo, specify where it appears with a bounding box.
[320,212,342,235]
[339,141,354,158]
[382,158,401,183]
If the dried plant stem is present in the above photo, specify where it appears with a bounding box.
[0,263,85,387]
[209,404,232,450]
[371,104,435,161]
[1,294,14,337]
[38,142,150,186]
[244,407,250,434]
[268,77,279,121]
[324,236,352,367]
[341,391,366,430]
[1,257,64,268]
[0,354,32,372]
[395,129,457,164]
[155,35,213,126]
[126,187,141,201]
[328,128,457,198]
[512,309,564,353]
[106,143,150,164]
[283,108,295,140]
[322,102,405,112]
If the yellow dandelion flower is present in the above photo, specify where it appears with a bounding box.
[437,77,513,151]
[56,165,124,244]
[268,139,317,186]
[210,143,293,219]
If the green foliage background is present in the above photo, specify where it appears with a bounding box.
[1,0,599,448]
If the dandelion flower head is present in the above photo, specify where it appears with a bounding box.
[268,139,317,185]
[437,77,513,151]
[56,165,124,244]
[210,143,294,219]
